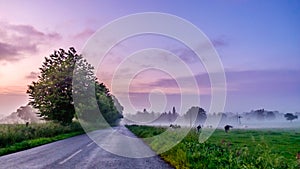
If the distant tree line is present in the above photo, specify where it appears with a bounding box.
[126,106,207,126]
[125,107,300,126]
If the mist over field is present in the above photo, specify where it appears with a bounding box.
[121,108,300,129]
[0,105,43,124]
[1,98,299,130]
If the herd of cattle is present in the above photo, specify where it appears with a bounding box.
[169,124,233,133]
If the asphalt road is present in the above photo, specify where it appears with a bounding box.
[0,126,173,169]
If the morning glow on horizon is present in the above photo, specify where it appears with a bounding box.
[0,0,299,115]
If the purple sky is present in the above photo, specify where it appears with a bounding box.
[0,0,299,115]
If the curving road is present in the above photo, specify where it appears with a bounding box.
[0,126,173,169]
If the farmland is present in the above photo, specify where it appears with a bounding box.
[127,125,300,169]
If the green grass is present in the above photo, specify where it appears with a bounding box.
[0,122,84,156]
[126,125,300,169]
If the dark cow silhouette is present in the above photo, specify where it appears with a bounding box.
[224,125,233,133]
[170,124,181,129]
[196,125,201,132]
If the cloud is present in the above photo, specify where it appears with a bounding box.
[126,69,300,97]
[0,22,62,62]
[8,24,45,37]
[224,69,300,94]
[211,38,227,48]
[141,72,210,89]
[73,28,95,40]
[115,72,211,96]
[0,42,20,61]
[167,37,228,63]
[146,78,179,88]
[170,47,198,63]
[25,71,39,79]
[6,23,61,41]
[0,85,27,95]
[112,69,300,113]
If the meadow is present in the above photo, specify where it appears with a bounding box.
[127,125,300,169]
[0,122,84,156]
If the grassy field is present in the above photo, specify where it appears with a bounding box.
[0,122,84,156]
[127,125,300,169]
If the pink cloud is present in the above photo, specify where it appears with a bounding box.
[125,69,300,97]
[25,71,39,79]
[0,42,20,61]
[8,24,45,37]
[167,37,228,63]
[73,28,95,40]
[0,85,27,95]
[0,22,62,62]
[224,69,300,94]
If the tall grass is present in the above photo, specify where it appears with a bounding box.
[127,125,299,169]
[0,122,84,156]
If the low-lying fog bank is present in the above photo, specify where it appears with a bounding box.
[121,108,299,129]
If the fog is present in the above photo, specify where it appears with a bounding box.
[121,109,300,129]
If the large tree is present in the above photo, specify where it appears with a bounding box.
[284,113,298,122]
[94,82,123,124]
[184,106,207,127]
[27,48,80,124]
[27,47,121,124]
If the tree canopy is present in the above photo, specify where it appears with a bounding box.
[184,106,207,127]
[284,113,298,122]
[27,47,122,124]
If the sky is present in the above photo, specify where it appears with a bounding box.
[0,0,299,116]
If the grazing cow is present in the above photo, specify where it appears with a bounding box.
[170,124,181,129]
[224,125,233,133]
[197,125,201,132]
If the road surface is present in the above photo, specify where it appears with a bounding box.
[0,126,173,169]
